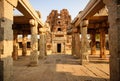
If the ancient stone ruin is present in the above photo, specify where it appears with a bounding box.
[46,9,72,54]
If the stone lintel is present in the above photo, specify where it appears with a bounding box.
[6,0,18,7]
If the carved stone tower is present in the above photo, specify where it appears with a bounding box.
[46,9,72,54]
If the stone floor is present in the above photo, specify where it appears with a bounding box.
[13,53,110,81]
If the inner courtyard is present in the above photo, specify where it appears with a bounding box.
[0,0,120,81]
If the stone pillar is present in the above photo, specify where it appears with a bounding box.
[0,0,14,81]
[103,0,120,81]
[80,20,89,65]
[72,33,75,56]
[90,30,96,55]
[100,28,106,58]
[12,29,18,60]
[72,27,80,58]
[22,32,27,56]
[39,27,46,59]
[29,19,38,66]
[75,32,81,58]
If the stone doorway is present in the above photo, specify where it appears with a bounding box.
[57,43,61,53]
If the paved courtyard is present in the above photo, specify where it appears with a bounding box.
[13,52,109,81]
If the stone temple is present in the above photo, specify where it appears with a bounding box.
[0,0,120,81]
[46,9,72,54]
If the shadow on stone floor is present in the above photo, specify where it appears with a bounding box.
[13,54,109,81]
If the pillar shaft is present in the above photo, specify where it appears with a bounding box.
[74,32,80,58]
[22,32,27,56]
[90,31,96,55]
[81,27,88,53]
[29,19,38,66]
[39,27,47,59]
[72,27,80,57]
[80,20,89,65]
[39,33,46,59]
[103,0,120,81]
[12,30,18,60]
[100,28,106,58]
[0,0,14,81]
[72,33,75,56]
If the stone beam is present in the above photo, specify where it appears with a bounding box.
[14,16,30,24]
[6,0,18,7]
[16,0,44,27]
[74,0,105,27]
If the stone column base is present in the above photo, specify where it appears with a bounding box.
[80,52,89,65]
[30,50,39,66]
[0,57,13,81]
[38,53,45,59]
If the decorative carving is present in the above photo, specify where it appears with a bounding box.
[29,19,37,26]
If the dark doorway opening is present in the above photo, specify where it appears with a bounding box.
[57,43,61,53]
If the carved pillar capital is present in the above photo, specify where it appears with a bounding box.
[72,27,78,33]
[81,19,89,27]
[39,27,46,34]
[29,19,38,27]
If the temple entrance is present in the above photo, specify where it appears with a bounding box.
[57,43,61,53]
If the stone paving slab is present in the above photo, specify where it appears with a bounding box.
[13,54,109,81]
